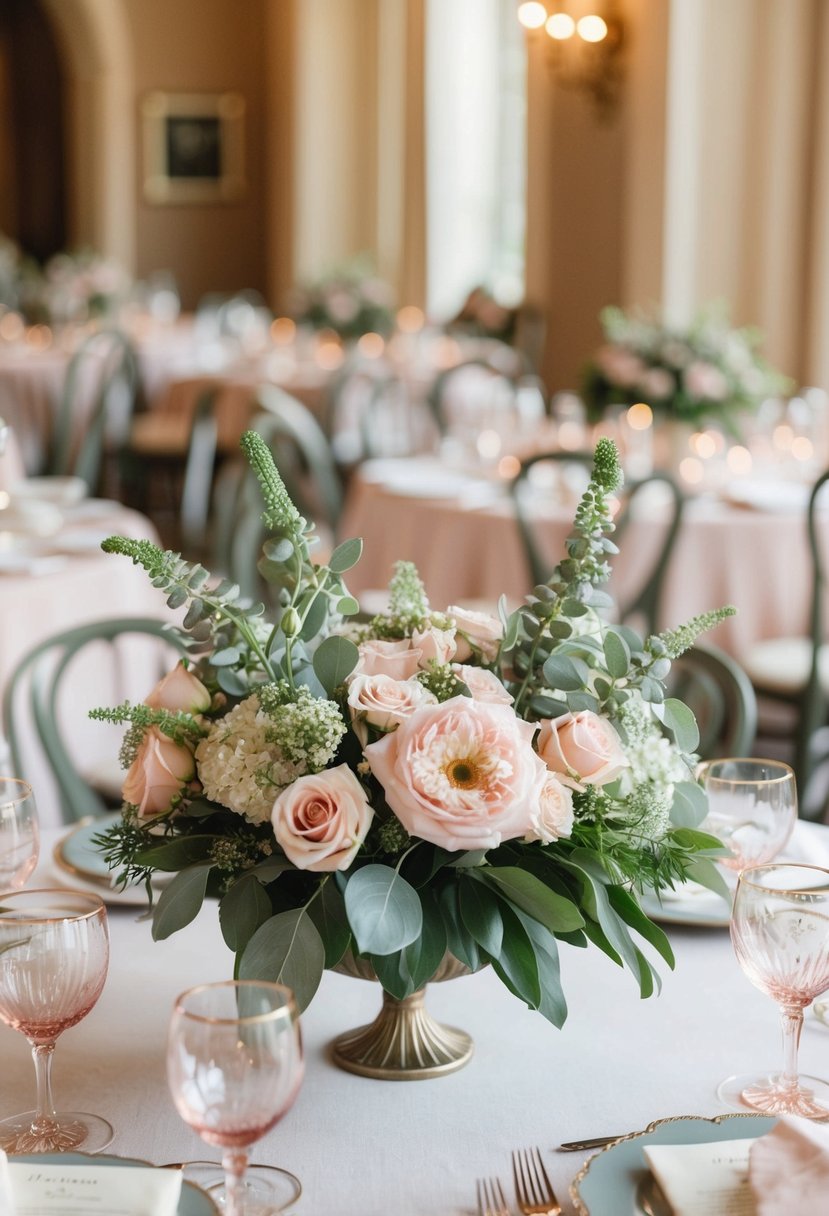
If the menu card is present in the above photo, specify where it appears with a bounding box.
[5,1158,182,1216]
[643,1138,756,1216]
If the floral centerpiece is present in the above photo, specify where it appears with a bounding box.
[289,258,395,340]
[40,249,130,326]
[94,433,731,1076]
[582,304,790,433]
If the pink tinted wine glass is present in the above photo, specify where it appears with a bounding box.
[167,980,304,1216]
[0,889,112,1152]
[699,758,797,877]
[0,778,39,891]
[718,863,829,1118]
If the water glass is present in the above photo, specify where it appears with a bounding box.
[0,778,39,891]
[698,758,797,875]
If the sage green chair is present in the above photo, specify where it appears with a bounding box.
[4,617,189,824]
[509,451,686,637]
[741,468,829,814]
[50,328,142,494]
[667,644,758,760]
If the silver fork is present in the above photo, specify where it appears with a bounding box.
[512,1146,562,1216]
[477,1176,511,1216]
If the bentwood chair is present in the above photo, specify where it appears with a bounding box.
[509,451,686,637]
[3,617,189,824]
[50,328,143,496]
[324,355,413,467]
[740,468,829,814]
[667,644,758,760]
[426,357,545,438]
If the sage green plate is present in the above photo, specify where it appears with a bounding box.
[570,1112,776,1214]
[11,1152,219,1215]
[639,889,731,929]
[53,812,122,885]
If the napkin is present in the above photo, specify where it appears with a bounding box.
[5,1154,182,1216]
[643,1137,755,1215]
[748,1115,829,1214]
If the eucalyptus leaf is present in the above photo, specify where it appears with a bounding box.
[662,698,700,753]
[217,667,248,697]
[239,909,326,1011]
[459,877,504,957]
[135,835,215,871]
[670,780,709,828]
[151,863,213,941]
[682,858,731,901]
[307,880,352,968]
[344,864,422,955]
[263,537,295,563]
[337,596,360,616]
[511,907,567,1027]
[299,594,328,643]
[328,537,363,573]
[491,904,541,1009]
[542,655,587,692]
[313,635,360,695]
[211,646,242,667]
[603,630,630,679]
[219,874,273,954]
[478,867,585,933]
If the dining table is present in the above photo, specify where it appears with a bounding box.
[339,456,828,662]
[3,822,829,1214]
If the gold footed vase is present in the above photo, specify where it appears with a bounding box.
[331,952,474,1080]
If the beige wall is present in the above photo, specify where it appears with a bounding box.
[123,0,270,309]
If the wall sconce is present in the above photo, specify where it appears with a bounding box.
[517,2,625,119]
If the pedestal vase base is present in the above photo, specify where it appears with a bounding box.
[331,987,474,1080]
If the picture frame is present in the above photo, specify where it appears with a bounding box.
[141,91,246,205]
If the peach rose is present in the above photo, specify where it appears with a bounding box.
[145,661,211,714]
[525,776,574,843]
[452,664,513,705]
[364,696,547,851]
[122,726,196,817]
[346,674,437,746]
[446,606,503,663]
[353,639,421,681]
[272,765,373,871]
[411,623,456,667]
[537,711,629,791]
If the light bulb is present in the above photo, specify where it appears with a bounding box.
[577,14,608,42]
[518,2,548,31]
[546,12,575,39]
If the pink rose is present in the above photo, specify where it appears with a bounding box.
[353,639,421,681]
[411,623,456,667]
[452,664,513,705]
[683,360,729,401]
[122,726,196,817]
[596,345,646,388]
[446,606,503,663]
[272,765,373,871]
[638,367,674,400]
[347,674,437,745]
[525,776,574,843]
[537,711,629,790]
[145,661,211,714]
[364,696,547,851]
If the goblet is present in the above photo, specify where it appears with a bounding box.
[699,758,797,877]
[0,889,112,1152]
[167,980,304,1216]
[718,863,829,1118]
[0,777,39,891]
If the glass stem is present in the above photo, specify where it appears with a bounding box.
[30,1041,58,1130]
[779,1004,804,1091]
[222,1149,249,1216]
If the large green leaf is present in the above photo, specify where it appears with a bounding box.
[491,905,541,1009]
[670,780,709,828]
[312,635,360,694]
[607,886,675,968]
[603,630,630,679]
[219,874,273,954]
[328,537,363,573]
[439,884,481,972]
[151,863,213,941]
[307,879,352,968]
[662,698,700,753]
[682,857,731,902]
[344,864,422,955]
[478,867,584,933]
[136,835,216,871]
[370,890,448,1000]
[542,655,589,692]
[511,907,567,1027]
[459,878,503,958]
[239,909,325,1011]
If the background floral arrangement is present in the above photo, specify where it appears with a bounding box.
[95,433,731,1023]
[0,234,129,327]
[288,257,395,340]
[582,303,790,432]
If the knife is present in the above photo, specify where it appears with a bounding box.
[558,1134,622,1152]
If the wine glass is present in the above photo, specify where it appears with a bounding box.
[167,980,304,1216]
[698,758,797,880]
[718,863,829,1118]
[0,778,39,891]
[0,889,112,1152]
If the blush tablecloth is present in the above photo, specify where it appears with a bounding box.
[339,459,827,661]
[3,824,829,1215]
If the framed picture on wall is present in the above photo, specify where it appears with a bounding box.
[141,91,246,204]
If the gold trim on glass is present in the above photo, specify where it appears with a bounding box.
[0,888,105,922]
[737,863,829,895]
[698,758,795,786]
[569,1112,771,1215]
[174,980,298,1027]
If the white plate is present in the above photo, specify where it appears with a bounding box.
[640,886,731,929]
[12,475,87,508]
[570,1113,776,1215]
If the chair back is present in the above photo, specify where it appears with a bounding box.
[794,468,829,806]
[509,451,685,636]
[51,328,142,493]
[179,385,221,556]
[667,644,758,759]
[325,355,413,465]
[427,357,526,437]
[3,617,188,824]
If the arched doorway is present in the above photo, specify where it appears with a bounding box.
[1,0,135,270]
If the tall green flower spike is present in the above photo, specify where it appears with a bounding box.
[656,606,737,658]
[239,430,303,534]
[592,435,624,492]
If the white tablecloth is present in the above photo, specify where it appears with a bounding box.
[3,826,829,1214]
[340,459,827,660]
